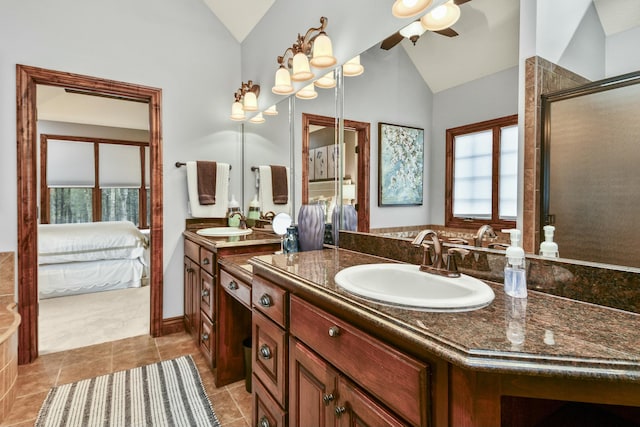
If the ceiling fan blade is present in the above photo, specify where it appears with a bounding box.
[433,27,459,37]
[380,32,404,50]
[454,0,472,5]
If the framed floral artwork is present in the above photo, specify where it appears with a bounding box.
[378,122,424,206]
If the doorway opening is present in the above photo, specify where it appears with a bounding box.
[16,65,164,364]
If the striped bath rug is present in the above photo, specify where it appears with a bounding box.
[35,355,221,427]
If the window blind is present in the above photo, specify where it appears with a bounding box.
[47,140,95,187]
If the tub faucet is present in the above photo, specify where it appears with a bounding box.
[474,225,497,247]
[228,212,248,229]
[412,229,461,277]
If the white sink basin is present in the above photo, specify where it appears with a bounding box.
[196,227,253,237]
[334,264,495,312]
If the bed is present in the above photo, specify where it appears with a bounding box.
[38,221,149,299]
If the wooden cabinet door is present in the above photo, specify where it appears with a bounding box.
[200,269,214,321]
[335,377,409,427]
[183,256,199,339]
[289,338,338,427]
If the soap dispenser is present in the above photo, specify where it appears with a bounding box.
[227,195,241,227]
[502,229,527,298]
[247,194,260,220]
[539,225,559,258]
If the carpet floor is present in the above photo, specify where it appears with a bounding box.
[34,355,221,427]
[39,286,150,354]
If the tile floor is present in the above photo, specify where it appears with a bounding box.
[1,332,252,427]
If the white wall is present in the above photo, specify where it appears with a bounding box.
[0,0,241,318]
[606,26,640,77]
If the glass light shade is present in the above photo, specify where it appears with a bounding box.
[391,0,433,18]
[243,91,258,111]
[272,66,294,95]
[399,20,428,39]
[310,33,337,68]
[314,71,336,89]
[263,104,278,116]
[342,184,356,201]
[291,52,314,81]
[249,112,265,124]
[230,101,246,121]
[295,83,318,100]
[343,56,364,77]
[421,0,461,31]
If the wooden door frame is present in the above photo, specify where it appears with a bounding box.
[302,113,370,232]
[16,64,164,364]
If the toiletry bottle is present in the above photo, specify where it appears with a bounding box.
[247,194,260,220]
[502,229,527,298]
[227,195,241,227]
[539,225,559,258]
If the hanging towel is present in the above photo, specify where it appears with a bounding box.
[270,165,288,204]
[186,161,230,217]
[258,165,291,216]
[197,161,217,205]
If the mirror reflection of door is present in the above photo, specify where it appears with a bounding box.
[302,113,370,233]
[36,85,152,354]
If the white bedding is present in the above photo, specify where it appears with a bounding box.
[38,258,145,299]
[38,221,148,265]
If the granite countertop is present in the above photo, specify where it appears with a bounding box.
[249,248,640,382]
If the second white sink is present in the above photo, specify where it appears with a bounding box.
[334,263,495,312]
[196,227,253,237]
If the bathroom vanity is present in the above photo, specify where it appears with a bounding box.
[248,248,640,427]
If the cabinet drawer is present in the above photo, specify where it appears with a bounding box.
[184,238,200,263]
[290,296,429,427]
[253,311,288,408]
[252,275,288,329]
[200,247,215,275]
[200,270,214,320]
[253,374,287,427]
[220,269,251,308]
[200,312,215,367]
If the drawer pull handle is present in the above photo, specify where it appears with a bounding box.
[259,344,272,360]
[259,294,272,308]
[202,258,210,265]
[328,326,340,338]
[322,393,335,405]
[228,280,239,290]
[259,416,270,427]
[335,406,346,417]
[201,289,210,298]
[186,267,194,273]
[201,332,209,342]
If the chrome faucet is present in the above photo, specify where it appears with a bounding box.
[412,229,463,277]
[228,212,248,229]
[474,224,497,247]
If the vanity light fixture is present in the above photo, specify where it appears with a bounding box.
[249,112,265,124]
[421,0,461,31]
[229,80,260,121]
[392,0,433,18]
[399,20,428,45]
[296,83,318,100]
[315,71,336,89]
[272,17,337,93]
[343,55,364,77]
[263,104,278,116]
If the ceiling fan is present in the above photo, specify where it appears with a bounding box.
[381,0,472,50]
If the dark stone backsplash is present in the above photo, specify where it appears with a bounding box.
[338,231,640,314]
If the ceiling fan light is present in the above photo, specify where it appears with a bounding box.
[343,55,364,77]
[296,83,318,100]
[249,112,265,124]
[310,33,337,68]
[399,21,428,39]
[315,71,336,89]
[272,66,294,95]
[263,104,278,116]
[243,91,258,111]
[292,52,314,81]
[392,0,433,18]
[230,101,246,121]
[420,0,461,31]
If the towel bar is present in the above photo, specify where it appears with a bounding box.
[176,161,231,169]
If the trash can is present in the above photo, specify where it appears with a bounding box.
[242,337,252,393]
